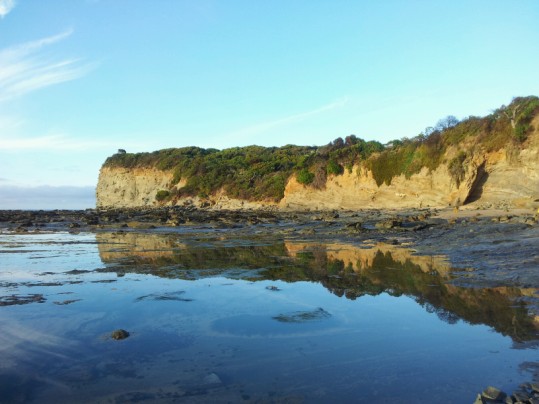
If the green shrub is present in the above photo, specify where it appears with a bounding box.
[327,159,344,176]
[155,190,170,202]
[296,169,315,185]
[366,144,417,186]
[514,124,529,142]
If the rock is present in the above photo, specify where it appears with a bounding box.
[412,223,429,231]
[531,383,539,393]
[473,393,484,404]
[482,386,506,401]
[375,219,402,229]
[111,329,130,340]
[266,285,280,291]
[512,390,531,402]
[524,217,537,225]
[202,372,222,385]
[84,216,99,225]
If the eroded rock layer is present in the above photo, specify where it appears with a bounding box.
[96,130,539,210]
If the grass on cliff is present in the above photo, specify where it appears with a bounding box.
[103,96,539,199]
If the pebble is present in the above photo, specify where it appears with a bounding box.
[111,329,130,340]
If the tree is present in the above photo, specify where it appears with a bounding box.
[345,135,358,146]
[424,126,435,136]
[503,105,519,128]
[435,115,459,131]
[332,137,344,148]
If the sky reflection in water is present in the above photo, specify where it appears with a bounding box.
[0,231,537,403]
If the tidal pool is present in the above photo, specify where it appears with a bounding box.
[0,231,537,403]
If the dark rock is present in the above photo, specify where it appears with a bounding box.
[53,299,81,305]
[84,216,99,225]
[0,294,46,306]
[473,393,483,404]
[375,219,402,229]
[111,329,130,340]
[412,223,429,231]
[512,390,531,402]
[266,285,280,291]
[482,386,506,401]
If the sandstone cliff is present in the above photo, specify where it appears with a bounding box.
[96,167,174,208]
[96,99,539,211]
[280,129,539,210]
[96,129,539,210]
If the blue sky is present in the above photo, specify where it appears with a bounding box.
[0,0,538,209]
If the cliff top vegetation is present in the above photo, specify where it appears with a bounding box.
[103,96,539,202]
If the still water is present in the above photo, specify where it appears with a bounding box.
[0,231,537,403]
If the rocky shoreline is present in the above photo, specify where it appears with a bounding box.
[1,206,538,286]
[1,206,538,402]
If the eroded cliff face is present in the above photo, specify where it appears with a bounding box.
[96,128,539,210]
[281,129,539,211]
[96,166,277,209]
[96,167,174,208]
[468,134,539,208]
[280,164,456,210]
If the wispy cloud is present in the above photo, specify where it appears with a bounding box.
[0,115,23,131]
[227,97,349,141]
[0,133,114,151]
[0,29,95,102]
[0,31,102,153]
[0,0,15,18]
[0,131,153,152]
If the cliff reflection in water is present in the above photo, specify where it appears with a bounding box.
[96,232,538,342]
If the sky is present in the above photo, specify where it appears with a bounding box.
[0,0,538,209]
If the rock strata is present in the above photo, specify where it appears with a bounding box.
[95,127,539,211]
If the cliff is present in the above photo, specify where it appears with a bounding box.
[96,97,539,211]
[281,133,539,210]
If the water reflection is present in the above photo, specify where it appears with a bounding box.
[1,231,538,403]
[96,232,538,342]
